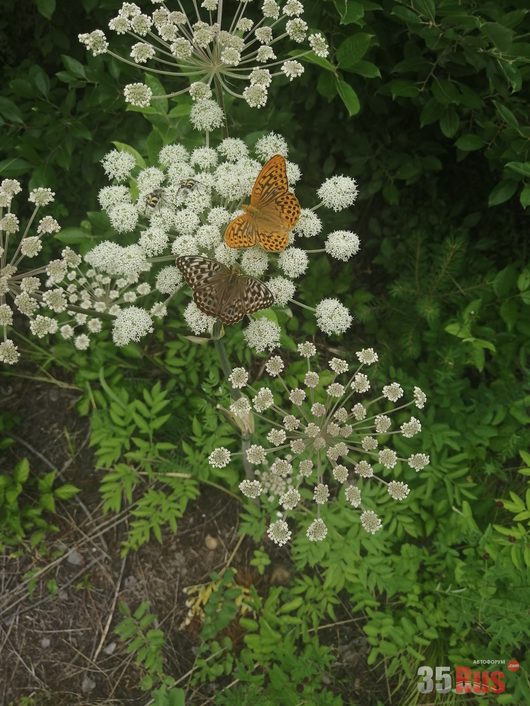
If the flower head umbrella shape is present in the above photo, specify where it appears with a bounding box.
[79,0,329,110]
[208,344,430,544]
[92,133,359,346]
[0,177,167,361]
[0,180,64,364]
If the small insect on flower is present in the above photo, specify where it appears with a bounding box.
[176,255,274,325]
[145,188,166,209]
[224,155,301,253]
[177,178,205,197]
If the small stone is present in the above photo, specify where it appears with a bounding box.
[205,535,218,550]
[40,637,51,648]
[67,548,83,566]
[81,676,96,694]
[103,642,116,655]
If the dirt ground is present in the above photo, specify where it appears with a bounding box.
[0,378,390,706]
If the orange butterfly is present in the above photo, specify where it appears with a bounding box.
[224,154,301,253]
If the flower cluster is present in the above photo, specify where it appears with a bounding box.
[208,344,429,544]
[92,134,359,348]
[79,0,329,110]
[0,180,62,364]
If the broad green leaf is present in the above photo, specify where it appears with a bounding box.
[299,51,336,73]
[349,60,381,78]
[488,179,518,206]
[0,157,31,176]
[389,80,419,99]
[36,0,56,19]
[455,134,484,151]
[55,227,92,244]
[144,74,168,114]
[517,269,530,291]
[439,108,460,138]
[494,101,519,128]
[336,79,360,116]
[431,78,460,105]
[415,0,436,20]
[336,33,374,68]
[334,0,365,25]
[506,161,530,178]
[0,97,24,124]
[482,22,513,52]
[61,55,87,80]
[29,65,50,98]
[520,184,530,208]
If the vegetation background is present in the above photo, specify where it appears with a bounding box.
[1,0,529,704]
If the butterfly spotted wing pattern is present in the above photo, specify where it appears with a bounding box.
[222,214,259,249]
[224,155,301,253]
[251,154,289,206]
[176,256,274,326]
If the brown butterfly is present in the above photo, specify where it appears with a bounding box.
[224,154,301,253]
[176,256,274,325]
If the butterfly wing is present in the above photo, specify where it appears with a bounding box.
[224,213,259,249]
[251,157,301,251]
[193,283,225,319]
[176,256,228,289]
[255,229,289,252]
[177,256,230,319]
[239,277,274,315]
[224,156,300,253]
[217,275,274,325]
[274,192,301,229]
[251,154,289,209]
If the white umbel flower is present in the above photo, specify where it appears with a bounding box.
[315,299,352,335]
[360,510,382,534]
[112,307,153,345]
[325,230,360,261]
[306,518,327,542]
[267,519,291,546]
[190,99,225,132]
[243,318,280,353]
[318,175,358,211]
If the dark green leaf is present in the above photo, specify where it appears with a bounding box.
[336,33,374,68]
[494,101,519,128]
[482,22,513,52]
[334,0,365,25]
[506,161,530,178]
[520,184,530,208]
[419,98,443,126]
[349,60,381,78]
[455,134,485,151]
[439,108,460,138]
[488,180,518,206]
[0,157,31,176]
[0,97,24,124]
[389,80,419,98]
[431,78,460,105]
[61,55,87,80]
[300,51,336,73]
[36,0,56,19]
[335,79,360,116]
[29,65,50,97]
